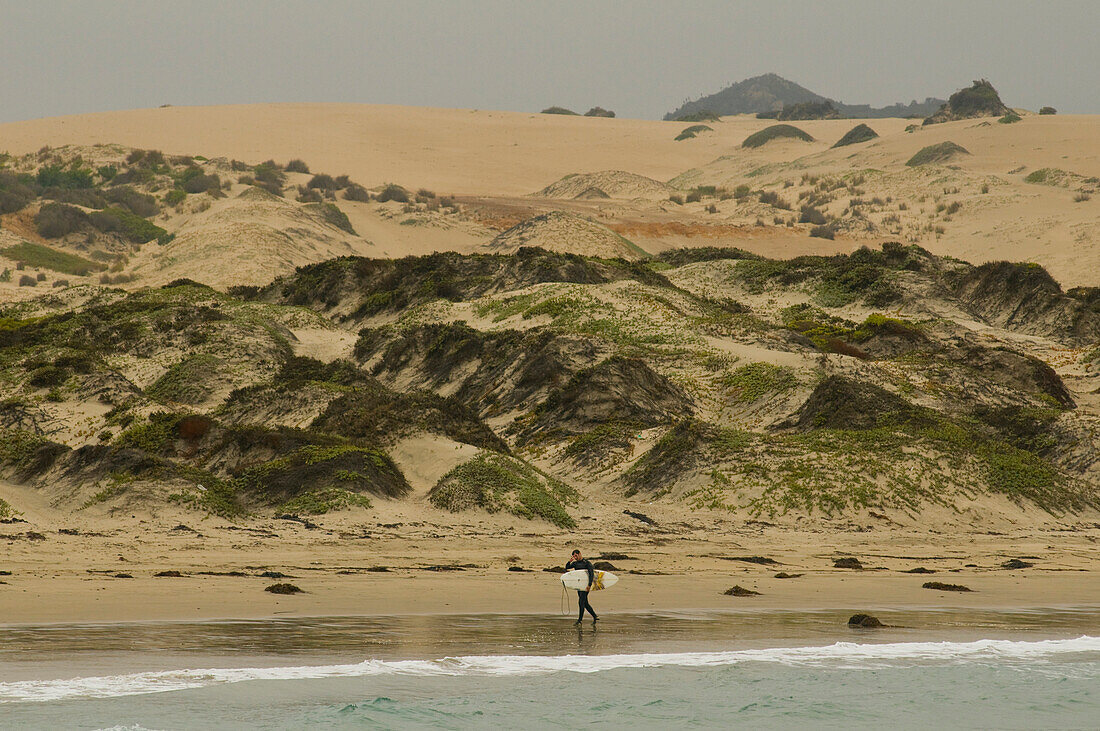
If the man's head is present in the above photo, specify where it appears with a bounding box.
[571,549,581,560]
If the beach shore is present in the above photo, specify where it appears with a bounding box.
[3,508,1098,624]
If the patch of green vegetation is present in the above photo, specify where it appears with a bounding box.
[734,246,902,307]
[0,496,17,519]
[0,428,49,466]
[674,110,721,123]
[942,79,1005,118]
[675,124,713,141]
[906,142,969,167]
[832,123,879,148]
[165,189,187,206]
[999,112,1022,124]
[146,354,221,404]
[722,362,797,402]
[430,452,578,528]
[306,202,356,235]
[36,164,94,189]
[742,124,814,149]
[234,443,407,505]
[541,106,577,115]
[83,471,137,508]
[93,207,168,244]
[115,412,183,454]
[277,487,372,515]
[1,242,107,276]
[563,421,638,461]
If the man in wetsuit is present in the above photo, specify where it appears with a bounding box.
[565,549,599,624]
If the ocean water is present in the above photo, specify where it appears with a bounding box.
[2,610,1098,730]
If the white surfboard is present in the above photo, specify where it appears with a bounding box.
[561,568,618,592]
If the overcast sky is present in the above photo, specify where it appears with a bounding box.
[2,0,1097,123]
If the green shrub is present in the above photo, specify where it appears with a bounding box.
[105,186,159,217]
[799,206,826,225]
[146,354,221,404]
[832,123,878,148]
[742,124,814,148]
[541,106,577,115]
[722,362,798,402]
[306,202,355,234]
[809,225,835,240]
[584,107,615,118]
[165,189,187,206]
[35,203,89,238]
[35,165,94,189]
[1,242,107,276]
[906,141,969,166]
[675,124,713,141]
[1039,106,1057,115]
[674,110,721,123]
[91,207,168,244]
[430,453,577,528]
[376,184,409,203]
[998,112,1022,124]
[18,274,36,287]
[308,173,336,190]
[285,159,310,174]
[343,184,370,202]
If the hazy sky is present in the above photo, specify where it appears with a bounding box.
[2,0,1097,123]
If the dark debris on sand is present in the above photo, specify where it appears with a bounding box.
[848,613,885,628]
[265,583,303,594]
[774,572,803,579]
[923,581,973,592]
[723,585,761,597]
[1002,559,1034,569]
[833,557,863,569]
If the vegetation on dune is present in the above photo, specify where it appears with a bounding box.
[742,124,814,148]
[674,110,721,123]
[430,452,578,528]
[999,112,1022,124]
[722,362,798,402]
[832,123,878,148]
[1039,106,1057,115]
[1,242,107,276]
[732,244,909,307]
[675,124,713,141]
[584,107,615,118]
[906,141,969,167]
[541,106,578,115]
[305,202,355,235]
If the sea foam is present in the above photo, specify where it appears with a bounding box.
[4,636,1098,703]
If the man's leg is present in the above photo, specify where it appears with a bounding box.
[582,593,598,620]
[576,591,588,622]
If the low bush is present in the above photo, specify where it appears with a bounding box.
[376,184,409,203]
[541,106,577,115]
[675,124,713,141]
[35,165,94,189]
[906,141,969,167]
[742,124,813,149]
[35,203,89,238]
[809,225,835,239]
[105,186,159,217]
[799,206,826,225]
[1,242,106,276]
[285,159,310,174]
[584,107,615,117]
[1039,106,1057,115]
[307,173,336,190]
[18,274,36,286]
[165,189,186,206]
[998,112,1022,124]
[343,184,370,202]
[832,123,878,148]
[91,207,169,244]
[674,110,721,123]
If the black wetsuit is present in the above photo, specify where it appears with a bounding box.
[566,558,598,621]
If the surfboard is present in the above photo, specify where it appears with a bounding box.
[561,568,618,592]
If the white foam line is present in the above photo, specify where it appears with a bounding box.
[4,636,1099,703]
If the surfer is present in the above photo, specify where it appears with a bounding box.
[565,549,599,624]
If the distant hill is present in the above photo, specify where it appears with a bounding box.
[665,73,944,120]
